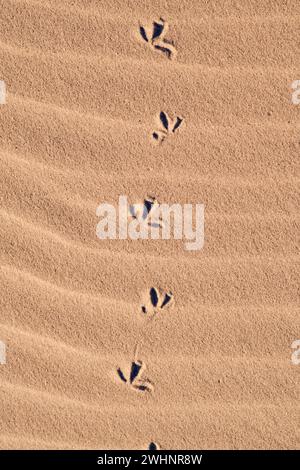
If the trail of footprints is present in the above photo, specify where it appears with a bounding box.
[0,14,182,452]
[0,15,182,452]
[139,18,183,142]
[139,18,184,143]
[115,284,173,449]
[116,287,174,393]
[2,7,291,452]
[115,17,181,449]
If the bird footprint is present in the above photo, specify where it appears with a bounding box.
[129,196,164,229]
[153,111,184,143]
[142,287,174,316]
[117,359,153,392]
[139,18,177,60]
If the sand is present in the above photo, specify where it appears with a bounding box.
[0,0,299,450]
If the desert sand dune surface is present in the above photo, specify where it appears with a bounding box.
[0,0,299,450]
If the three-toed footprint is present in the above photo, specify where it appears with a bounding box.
[117,347,154,393]
[141,287,174,316]
[139,18,177,60]
[152,111,184,143]
[129,196,164,229]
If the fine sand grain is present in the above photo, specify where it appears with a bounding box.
[0,0,299,449]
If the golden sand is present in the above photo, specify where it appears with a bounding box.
[0,0,299,449]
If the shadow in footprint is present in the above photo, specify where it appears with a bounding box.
[148,442,160,450]
[150,287,159,308]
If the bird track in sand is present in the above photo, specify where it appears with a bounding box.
[139,18,177,60]
[152,111,184,143]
